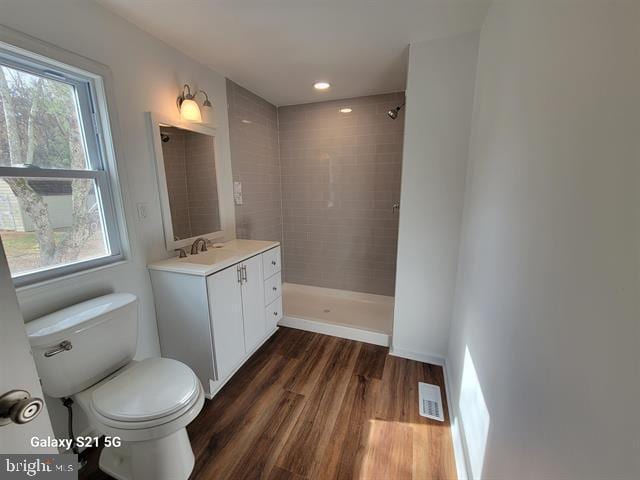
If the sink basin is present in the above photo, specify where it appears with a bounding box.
[148,239,279,276]
[179,249,238,265]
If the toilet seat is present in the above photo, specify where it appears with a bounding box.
[74,358,205,442]
[25,292,203,480]
[92,357,199,423]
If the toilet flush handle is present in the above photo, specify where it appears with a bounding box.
[44,340,72,357]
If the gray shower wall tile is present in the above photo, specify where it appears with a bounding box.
[278,92,404,296]
[227,79,283,242]
[227,81,403,295]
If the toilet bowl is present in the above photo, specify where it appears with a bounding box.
[25,293,204,480]
[74,358,204,480]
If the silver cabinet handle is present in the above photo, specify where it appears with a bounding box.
[44,340,72,357]
[241,265,247,283]
[237,265,242,284]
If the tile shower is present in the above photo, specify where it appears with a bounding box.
[227,80,283,242]
[278,93,404,296]
[227,85,404,340]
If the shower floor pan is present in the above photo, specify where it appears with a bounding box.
[281,283,393,346]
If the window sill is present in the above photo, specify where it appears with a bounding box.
[15,258,129,297]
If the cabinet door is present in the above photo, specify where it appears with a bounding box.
[207,265,245,382]
[262,246,282,279]
[265,295,283,332]
[263,271,282,306]
[241,255,267,353]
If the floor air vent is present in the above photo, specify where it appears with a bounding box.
[418,382,444,421]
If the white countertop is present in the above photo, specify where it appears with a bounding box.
[147,239,280,277]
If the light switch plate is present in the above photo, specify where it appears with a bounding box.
[136,202,149,220]
[233,181,243,205]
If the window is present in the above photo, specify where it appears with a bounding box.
[0,47,123,286]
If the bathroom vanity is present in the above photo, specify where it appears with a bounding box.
[146,114,281,398]
[148,239,282,398]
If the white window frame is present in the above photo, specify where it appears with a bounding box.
[0,40,126,287]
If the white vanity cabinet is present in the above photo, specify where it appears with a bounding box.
[206,264,246,384]
[263,246,283,331]
[239,255,268,353]
[149,241,282,398]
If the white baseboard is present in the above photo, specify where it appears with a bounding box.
[279,315,390,347]
[444,360,471,480]
[388,346,446,366]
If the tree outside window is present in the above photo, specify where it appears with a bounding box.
[0,63,109,278]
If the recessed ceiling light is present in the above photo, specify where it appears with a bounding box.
[313,81,331,90]
[241,119,252,124]
[339,108,352,113]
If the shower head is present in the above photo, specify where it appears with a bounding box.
[161,133,170,143]
[387,103,405,120]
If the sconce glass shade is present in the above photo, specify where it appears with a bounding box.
[180,98,202,122]
[201,104,215,126]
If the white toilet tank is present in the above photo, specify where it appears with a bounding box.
[26,293,138,398]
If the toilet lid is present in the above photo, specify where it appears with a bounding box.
[92,358,199,422]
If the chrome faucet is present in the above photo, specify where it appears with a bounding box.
[190,238,208,255]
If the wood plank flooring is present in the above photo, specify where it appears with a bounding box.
[80,327,457,480]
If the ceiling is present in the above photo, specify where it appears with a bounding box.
[97,0,490,106]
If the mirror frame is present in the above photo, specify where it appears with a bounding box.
[148,112,235,251]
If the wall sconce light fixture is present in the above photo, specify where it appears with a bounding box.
[177,84,214,124]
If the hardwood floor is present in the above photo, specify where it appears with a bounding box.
[80,327,457,480]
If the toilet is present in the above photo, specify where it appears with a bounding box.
[25,293,204,480]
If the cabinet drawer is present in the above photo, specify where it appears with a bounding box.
[262,247,281,279]
[264,272,282,306]
[265,296,283,331]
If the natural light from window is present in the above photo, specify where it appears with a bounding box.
[459,345,490,479]
[0,54,120,285]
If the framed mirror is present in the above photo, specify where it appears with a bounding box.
[148,112,234,251]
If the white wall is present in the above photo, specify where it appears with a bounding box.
[1,0,234,438]
[392,32,479,361]
[447,1,640,478]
